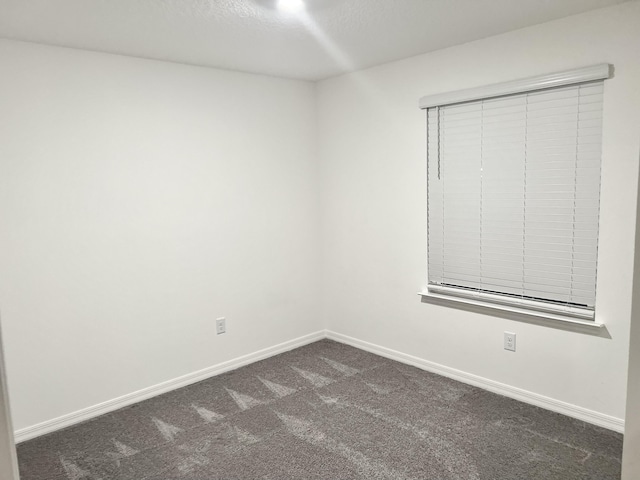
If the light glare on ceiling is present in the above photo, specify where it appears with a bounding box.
[278,0,305,13]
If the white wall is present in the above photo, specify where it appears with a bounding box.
[2,1,640,439]
[317,1,640,422]
[0,40,320,431]
[0,323,19,480]
[622,151,640,476]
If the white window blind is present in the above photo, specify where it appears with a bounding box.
[425,80,604,320]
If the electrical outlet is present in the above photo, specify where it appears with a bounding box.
[504,332,516,352]
[216,317,226,335]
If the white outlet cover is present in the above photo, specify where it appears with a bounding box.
[504,332,516,352]
[216,317,226,334]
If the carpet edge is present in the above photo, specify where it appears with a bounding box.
[325,330,625,434]
[14,330,326,443]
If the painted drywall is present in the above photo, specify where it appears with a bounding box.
[0,40,320,431]
[2,1,640,440]
[0,323,19,479]
[317,1,640,421]
[622,150,640,476]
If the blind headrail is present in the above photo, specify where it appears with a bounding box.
[419,64,611,110]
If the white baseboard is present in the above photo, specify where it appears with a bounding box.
[326,330,625,434]
[14,328,624,442]
[14,331,325,443]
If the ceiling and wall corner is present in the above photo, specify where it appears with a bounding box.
[0,0,632,81]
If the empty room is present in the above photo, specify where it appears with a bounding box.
[1,0,640,479]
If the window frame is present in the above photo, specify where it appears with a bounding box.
[418,64,611,330]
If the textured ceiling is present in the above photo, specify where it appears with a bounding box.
[0,0,630,80]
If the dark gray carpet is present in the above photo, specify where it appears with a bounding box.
[17,340,622,479]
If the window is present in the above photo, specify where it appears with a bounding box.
[420,65,611,324]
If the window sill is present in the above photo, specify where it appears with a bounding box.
[418,291,606,334]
